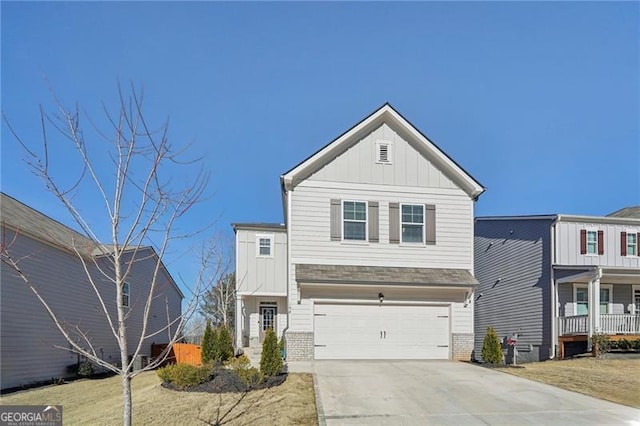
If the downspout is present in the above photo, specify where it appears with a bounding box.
[550,217,558,359]
[280,182,291,360]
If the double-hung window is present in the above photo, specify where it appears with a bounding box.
[586,230,598,255]
[343,201,367,241]
[627,233,637,256]
[401,204,424,243]
[256,235,273,257]
[574,284,612,315]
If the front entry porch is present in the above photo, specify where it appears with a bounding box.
[555,266,640,358]
[235,295,287,349]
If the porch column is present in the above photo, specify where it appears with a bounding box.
[235,296,243,349]
[588,268,602,341]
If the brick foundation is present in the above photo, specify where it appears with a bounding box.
[285,331,314,361]
[452,333,474,360]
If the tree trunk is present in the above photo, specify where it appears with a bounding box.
[123,374,132,426]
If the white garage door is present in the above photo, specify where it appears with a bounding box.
[314,303,450,359]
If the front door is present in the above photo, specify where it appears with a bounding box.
[259,304,277,343]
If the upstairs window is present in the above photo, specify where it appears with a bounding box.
[401,204,424,243]
[624,232,637,256]
[343,201,367,241]
[580,229,603,255]
[122,283,130,308]
[586,231,597,254]
[256,235,273,257]
[376,140,393,164]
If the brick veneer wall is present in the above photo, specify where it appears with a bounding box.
[452,333,474,360]
[285,331,314,361]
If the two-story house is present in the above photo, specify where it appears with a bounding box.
[474,212,640,362]
[234,104,485,361]
[0,192,183,390]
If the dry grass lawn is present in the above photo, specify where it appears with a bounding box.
[0,371,317,425]
[497,358,640,408]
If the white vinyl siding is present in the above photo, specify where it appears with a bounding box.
[290,181,473,269]
[236,229,287,295]
[555,221,640,268]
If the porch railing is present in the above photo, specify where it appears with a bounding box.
[560,314,640,335]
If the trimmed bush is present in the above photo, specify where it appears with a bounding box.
[260,328,283,376]
[217,325,234,362]
[156,363,212,389]
[481,326,503,364]
[225,354,264,387]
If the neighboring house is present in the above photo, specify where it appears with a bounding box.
[234,103,485,361]
[474,211,640,362]
[0,192,183,390]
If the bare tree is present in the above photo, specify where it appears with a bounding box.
[201,272,236,330]
[2,83,209,426]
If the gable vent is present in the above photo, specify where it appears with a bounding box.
[376,140,392,164]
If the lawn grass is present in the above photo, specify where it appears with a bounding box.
[497,357,640,408]
[0,371,317,425]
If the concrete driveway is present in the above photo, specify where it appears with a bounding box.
[289,360,640,425]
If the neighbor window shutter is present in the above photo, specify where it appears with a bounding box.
[389,203,400,244]
[368,201,379,243]
[621,231,627,256]
[426,204,436,245]
[580,229,587,254]
[597,230,604,255]
[330,199,341,241]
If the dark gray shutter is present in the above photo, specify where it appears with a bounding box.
[389,203,399,244]
[426,204,436,245]
[368,202,379,243]
[330,199,341,241]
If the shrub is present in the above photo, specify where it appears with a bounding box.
[217,325,234,362]
[77,360,94,377]
[260,328,283,376]
[156,363,212,389]
[633,339,640,350]
[225,354,251,370]
[481,326,503,364]
[590,333,611,358]
[201,321,219,364]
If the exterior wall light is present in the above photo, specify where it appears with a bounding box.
[378,293,384,304]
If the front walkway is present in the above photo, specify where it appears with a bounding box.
[288,360,640,425]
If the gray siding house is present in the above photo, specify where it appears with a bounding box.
[474,212,640,362]
[0,193,183,390]
[235,104,485,361]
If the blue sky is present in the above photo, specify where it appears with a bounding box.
[2,2,639,285]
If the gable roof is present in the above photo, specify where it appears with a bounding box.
[1,192,184,299]
[280,103,485,199]
[607,206,640,219]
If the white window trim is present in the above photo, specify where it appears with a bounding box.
[400,203,426,245]
[256,234,274,258]
[122,282,130,308]
[632,285,640,315]
[375,140,393,165]
[342,200,368,242]
[572,283,613,316]
[585,228,599,256]
[625,230,638,257]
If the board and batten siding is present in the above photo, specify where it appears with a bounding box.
[290,181,473,269]
[474,218,554,362]
[308,123,459,190]
[555,220,640,268]
[235,228,287,295]
[1,230,181,390]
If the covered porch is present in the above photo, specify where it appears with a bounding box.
[555,266,640,357]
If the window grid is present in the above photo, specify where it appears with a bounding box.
[586,231,597,254]
[258,237,272,256]
[401,204,424,243]
[627,233,637,256]
[122,283,130,308]
[343,201,367,241]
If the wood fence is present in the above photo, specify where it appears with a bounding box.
[151,343,202,367]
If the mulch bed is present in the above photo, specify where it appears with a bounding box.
[161,368,287,394]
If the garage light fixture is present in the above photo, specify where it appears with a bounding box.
[378,293,384,304]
